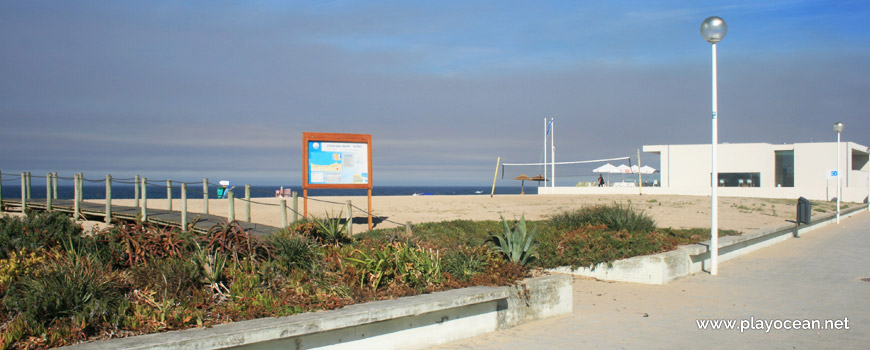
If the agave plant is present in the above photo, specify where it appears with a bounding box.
[311,211,350,244]
[491,215,539,266]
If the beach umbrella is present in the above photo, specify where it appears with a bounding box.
[513,174,533,195]
[639,165,659,174]
[530,174,548,188]
[630,165,640,173]
[593,163,617,173]
[593,163,617,186]
[615,164,632,173]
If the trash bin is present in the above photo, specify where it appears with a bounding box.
[797,197,811,225]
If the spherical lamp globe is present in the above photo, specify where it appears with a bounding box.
[700,16,727,44]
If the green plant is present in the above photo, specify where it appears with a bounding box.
[266,232,319,272]
[204,221,271,263]
[442,246,488,281]
[194,243,228,287]
[0,248,46,294]
[311,211,350,244]
[344,242,442,291]
[490,215,539,266]
[0,211,83,259]
[3,252,126,334]
[549,203,656,233]
[131,257,202,301]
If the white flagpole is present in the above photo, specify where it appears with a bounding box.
[544,118,548,188]
[551,118,555,188]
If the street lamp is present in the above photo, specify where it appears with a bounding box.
[701,16,727,276]
[833,121,845,223]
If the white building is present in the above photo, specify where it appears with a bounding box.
[541,141,870,203]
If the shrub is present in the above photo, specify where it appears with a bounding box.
[102,222,192,267]
[344,242,442,291]
[204,221,271,263]
[3,252,126,333]
[442,246,489,281]
[311,211,350,245]
[490,215,539,266]
[0,211,83,258]
[536,224,672,269]
[0,248,46,295]
[131,257,202,301]
[265,232,319,272]
[549,203,656,233]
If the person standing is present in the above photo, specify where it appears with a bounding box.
[598,174,605,187]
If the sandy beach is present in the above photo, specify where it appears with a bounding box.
[79,194,849,234]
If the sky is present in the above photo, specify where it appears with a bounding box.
[1,0,868,186]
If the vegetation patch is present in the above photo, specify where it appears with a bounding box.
[0,205,742,348]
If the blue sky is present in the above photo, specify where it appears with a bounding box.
[1,0,868,186]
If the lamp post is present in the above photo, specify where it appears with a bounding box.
[701,16,727,276]
[833,122,845,223]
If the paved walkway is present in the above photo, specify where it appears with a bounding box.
[431,211,870,350]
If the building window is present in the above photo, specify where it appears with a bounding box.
[718,173,760,187]
[775,150,794,187]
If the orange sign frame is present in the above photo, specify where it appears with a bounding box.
[301,132,373,229]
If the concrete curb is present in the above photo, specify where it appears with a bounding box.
[64,274,572,350]
[550,204,868,285]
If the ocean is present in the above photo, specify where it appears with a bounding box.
[0,185,536,200]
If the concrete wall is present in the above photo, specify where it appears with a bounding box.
[63,275,572,350]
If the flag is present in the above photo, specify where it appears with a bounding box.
[546,119,553,135]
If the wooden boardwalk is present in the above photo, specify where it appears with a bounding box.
[0,199,281,237]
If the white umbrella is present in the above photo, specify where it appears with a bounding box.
[615,164,632,174]
[593,163,617,186]
[639,165,658,174]
[593,163,617,173]
[630,165,639,173]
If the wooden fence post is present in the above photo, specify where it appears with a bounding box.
[181,183,188,231]
[280,199,288,229]
[134,175,140,208]
[46,172,52,212]
[292,191,298,223]
[73,174,80,219]
[346,200,353,236]
[20,172,27,213]
[227,189,235,222]
[0,169,3,213]
[245,184,251,222]
[167,180,173,211]
[25,172,31,200]
[203,178,209,214]
[52,172,58,200]
[105,174,112,224]
[141,177,147,222]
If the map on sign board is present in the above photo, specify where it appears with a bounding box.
[308,141,369,184]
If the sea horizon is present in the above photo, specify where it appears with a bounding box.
[0,185,538,200]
